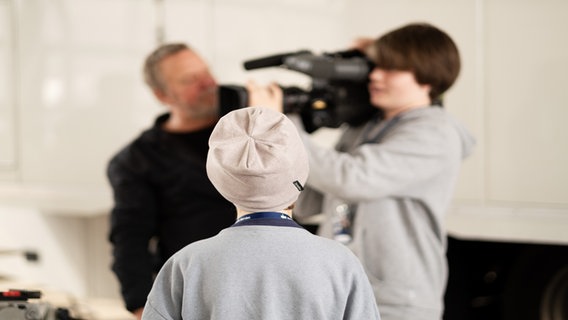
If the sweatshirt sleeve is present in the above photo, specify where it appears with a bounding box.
[344,256,382,319]
[107,151,158,312]
[142,257,183,320]
[300,114,462,203]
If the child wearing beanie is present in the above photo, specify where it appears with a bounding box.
[141,107,380,320]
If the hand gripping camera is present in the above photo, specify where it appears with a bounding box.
[219,49,378,133]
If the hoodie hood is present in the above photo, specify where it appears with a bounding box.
[446,112,476,159]
[395,107,476,160]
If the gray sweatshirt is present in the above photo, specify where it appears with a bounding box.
[294,107,475,320]
[142,223,381,320]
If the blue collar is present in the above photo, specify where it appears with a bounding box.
[231,212,304,229]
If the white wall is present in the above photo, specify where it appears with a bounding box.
[1,0,567,308]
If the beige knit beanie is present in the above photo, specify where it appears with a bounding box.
[206,107,309,212]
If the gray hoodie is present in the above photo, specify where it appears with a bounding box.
[294,107,475,320]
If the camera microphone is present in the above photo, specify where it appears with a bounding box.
[243,50,311,70]
[235,48,378,131]
[283,53,371,82]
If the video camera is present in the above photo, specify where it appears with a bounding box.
[219,49,378,133]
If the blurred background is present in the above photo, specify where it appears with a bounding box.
[0,0,567,319]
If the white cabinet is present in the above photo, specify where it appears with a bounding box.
[0,0,347,214]
[0,0,160,214]
[16,0,157,186]
[0,0,17,179]
[484,0,568,205]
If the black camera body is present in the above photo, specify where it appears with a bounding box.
[219,49,378,132]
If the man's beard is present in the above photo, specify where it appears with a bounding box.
[181,90,219,119]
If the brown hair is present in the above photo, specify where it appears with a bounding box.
[370,23,461,103]
[143,43,191,93]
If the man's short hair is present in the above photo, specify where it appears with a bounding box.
[143,43,190,93]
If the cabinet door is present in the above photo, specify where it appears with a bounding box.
[0,0,17,179]
[17,0,158,186]
[485,0,568,205]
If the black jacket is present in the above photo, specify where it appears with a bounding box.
[107,114,235,311]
